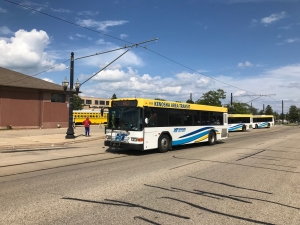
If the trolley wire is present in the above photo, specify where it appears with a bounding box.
[3,0,276,97]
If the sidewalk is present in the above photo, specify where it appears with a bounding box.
[0,125,106,152]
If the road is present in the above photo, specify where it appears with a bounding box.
[0,126,299,225]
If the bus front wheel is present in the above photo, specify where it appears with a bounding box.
[208,131,216,145]
[158,135,170,153]
[255,124,258,129]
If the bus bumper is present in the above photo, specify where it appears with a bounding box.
[104,140,144,151]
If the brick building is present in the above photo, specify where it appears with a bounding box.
[0,67,70,129]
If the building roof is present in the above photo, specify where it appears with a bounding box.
[0,67,64,92]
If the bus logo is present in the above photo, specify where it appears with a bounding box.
[174,128,186,132]
[115,133,127,141]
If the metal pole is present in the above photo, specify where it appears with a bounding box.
[66,52,75,139]
[282,100,284,125]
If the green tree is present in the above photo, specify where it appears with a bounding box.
[226,101,250,114]
[273,112,280,120]
[186,99,194,104]
[111,93,117,99]
[288,105,299,121]
[195,89,226,106]
[73,94,83,110]
[249,106,258,115]
[154,98,166,101]
[265,105,274,115]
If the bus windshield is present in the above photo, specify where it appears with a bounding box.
[108,107,142,131]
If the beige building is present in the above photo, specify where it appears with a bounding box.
[80,96,111,109]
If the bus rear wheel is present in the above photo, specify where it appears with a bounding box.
[267,123,270,128]
[158,134,170,153]
[242,125,246,132]
[208,131,216,145]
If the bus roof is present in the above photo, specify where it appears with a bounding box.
[111,98,228,113]
[228,114,253,118]
[252,115,274,118]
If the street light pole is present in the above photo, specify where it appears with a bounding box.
[66,52,75,139]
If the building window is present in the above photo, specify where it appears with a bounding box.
[95,100,98,105]
[106,101,109,105]
[86,100,92,104]
[51,94,66,103]
[100,100,105,105]
[81,100,84,104]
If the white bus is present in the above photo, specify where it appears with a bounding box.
[253,115,274,129]
[104,98,228,153]
[228,114,253,132]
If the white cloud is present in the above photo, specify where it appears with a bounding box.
[238,61,253,68]
[50,8,72,13]
[285,38,300,43]
[120,34,128,39]
[42,77,54,83]
[0,28,65,74]
[77,19,128,31]
[263,63,300,78]
[77,11,99,16]
[0,7,7,13]
[0,26,13,35]
[261,12,286,25]
[76,19,128,31]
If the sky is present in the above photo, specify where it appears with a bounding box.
[0,0,300,113]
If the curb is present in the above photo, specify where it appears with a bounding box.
[0,136,105,152]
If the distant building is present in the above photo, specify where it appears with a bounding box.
[79,96,110,110]
[0,67,70,129]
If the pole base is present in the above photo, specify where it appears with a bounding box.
[65,134,76,139]
[65,127,75,139]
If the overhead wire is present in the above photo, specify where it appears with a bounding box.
[3,0,133,45]
[3,0,275,97]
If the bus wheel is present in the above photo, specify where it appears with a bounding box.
[267,123,270,128]
[158,135,169,153]
[208,131,216,145]
[255,124,258,129]
[242,125,246,132]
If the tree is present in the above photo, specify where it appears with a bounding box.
[186,99,194,104]
[73,94,83,110]
[288,105,299,122]
[273,112,280,120]
[195,89,226,106]
[111,93,117,99]
[226,101,250,114]
[265,105,273,115]
[249,106,258,115]
[154,98,166,101]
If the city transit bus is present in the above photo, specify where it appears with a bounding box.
[104,98,228,153]
[228,114,253,132]
[253,115,274,129]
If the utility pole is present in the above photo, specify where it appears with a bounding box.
[282,100,284,124]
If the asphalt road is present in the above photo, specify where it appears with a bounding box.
[0,126,299,225]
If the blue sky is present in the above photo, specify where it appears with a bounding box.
[1,0,300,113]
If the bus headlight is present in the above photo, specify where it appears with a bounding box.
[106,135,111,140]
[131,137,144,142]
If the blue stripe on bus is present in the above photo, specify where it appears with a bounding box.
[173,130,211,146]
[258,122,268,128]
[179,127,214,138]
[228,124,243,131]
